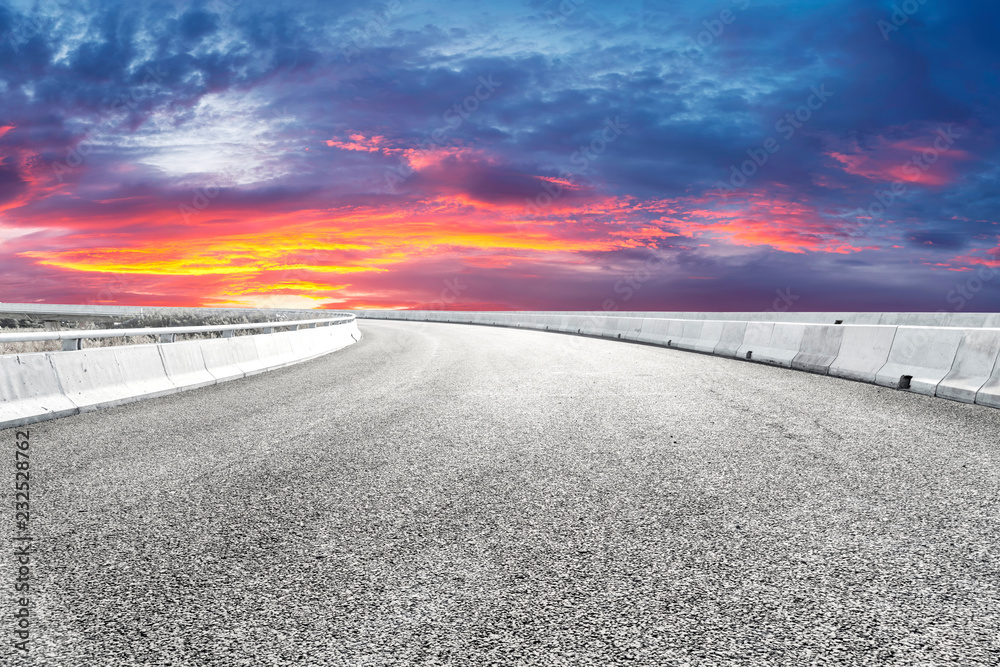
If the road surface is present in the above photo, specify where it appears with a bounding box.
[7,320,1000,665]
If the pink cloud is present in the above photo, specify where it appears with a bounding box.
[825,126,972,187]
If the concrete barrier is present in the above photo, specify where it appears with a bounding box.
[673,320,705,351]
[253,331,297,369]
[936,329,1000,404]
[1,321,362,430]
[113,344,179,400]
[227,336,270,376]
[578,315,608,337]
[200,338,249,382]
[561,315,586,334]
[602,317,643,341]
[49,347,141,411]
[354,311,1000,410]
[791,325,845,375]
[753,323,808,367]
[714,321,749,357]
[845,313,883,325]
[693,320,726,354]
[636,318,670,345]
[355,309,1000,329]
[734,322,775,361]
[535,314,556,332]
[308,324,357,358]
[874,327,965,395]
[0,354,79,427]
[623,317,645,341]
[880,312,990,328]
[659,319,686,347]
[975,352,1000,408]
[159,341,216,391]
[827,326,897,384]
[551,313,573,333]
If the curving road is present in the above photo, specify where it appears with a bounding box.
[9,320,1000,666]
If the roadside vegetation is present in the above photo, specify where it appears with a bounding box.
[0,309,337,356]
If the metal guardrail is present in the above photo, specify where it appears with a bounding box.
[0,314,356,351]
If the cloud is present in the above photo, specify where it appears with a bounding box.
[0,0,998,311]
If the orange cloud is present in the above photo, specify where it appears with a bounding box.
[11,189,678,308]
[666,190,875,254]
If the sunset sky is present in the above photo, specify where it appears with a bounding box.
[0,0,998,311]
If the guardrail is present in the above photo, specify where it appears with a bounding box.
[1,313,361,429]
[0,314,356,351]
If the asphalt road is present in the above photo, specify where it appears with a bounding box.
[6,320,1000,666]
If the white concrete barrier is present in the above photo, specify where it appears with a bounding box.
[49,347,140,411]
[602,317,643,341]
[200,339,248,382]
[743,323,808,367]
[827,326,897,384]
[254,331,297,369]
[227,336,270,376]
[113,344,179,400]
[159,341,216,390]
[560,315,586,334]
[935,329,1000,404]
[673,320,705,351]
[536,314,557,332]
[714,321,749,357]
[0,354,79,427]
[659,319,686,347]
[736,322,773,363]
[975,355,1000,408]
[623,317,645,341]
[636,318,669,345]
[353,311,1000,410]
[791,325,845,374]
[1,321,361,429]
[551,313,573,333]
[874,327,965,395]
[881,312,990,327]
[693,320,726,354]
[578,315,608,336]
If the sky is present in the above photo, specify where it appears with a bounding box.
[0,0,998,312]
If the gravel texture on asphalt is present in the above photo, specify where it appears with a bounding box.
[5,320,1000,666]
